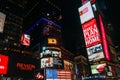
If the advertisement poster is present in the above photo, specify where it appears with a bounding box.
[64,60,73,71]
[53,58,64,69]
[41,57,64,69]
[21,34,30,46]
[0,12,6,33]
[91,63,106,74]
[82,19,101,47]
[40,50,61,58]
[87,44,104,62]
[41,58,53,68]
[78,1,94,24]
[7,54,36,78]
[0,54,9,74]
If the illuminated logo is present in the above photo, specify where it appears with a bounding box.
[48,38,57,45]
[17,63,35,71]
[35,72,44,80]
[79,7,88,16]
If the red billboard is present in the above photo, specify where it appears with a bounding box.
[21,33,30,46]
[0,54,9,74]
[82,19,101,47]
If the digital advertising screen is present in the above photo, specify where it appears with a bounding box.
[91,63,106,74]
[64,60,73,71]
[7,54,36,78]
[21,33,30,46]
[0,54,9,74]
[82,19,101,47]
[87,44,105,62]
[41,57,64,69]
[46,69,71,80]
[48,38,57,45]
[78,1,94,24]
[53,58,64,69]
[41,58,53,68]
[40,49,61,58]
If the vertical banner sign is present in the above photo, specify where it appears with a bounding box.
[82,19,101,47]
[99,14,110,60]
[78,1,94,24]
[0,12,6,33]
[0,54,9,74]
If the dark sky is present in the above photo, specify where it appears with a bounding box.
[106,0,120,51]
[60,0,87,56]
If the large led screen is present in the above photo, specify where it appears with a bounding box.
[21,34,30,46]
[40,50,61,58]
[46,69,71,80]
[41,58,53,68]
[82,19,101,47]
[78,1,94,24]
[64,60,73,71]
[0,54,9,74]
[91,63,106,74]
[41,57,64,69]
[87,44,105,62]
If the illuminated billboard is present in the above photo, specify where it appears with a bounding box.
[7,54,36,78]
[91,63,106,74]
[78,1,94,24]
[0,54,9,74]
[21,34,30,46]
[64,60,73,71]
[40,50,61,58]
[46,69,71,80]
[41,58,53,68]
[48,38,57,45]
[82,19,101,47]
[41,57,64,69]
[0,12,6,33]
[87,44,105,62]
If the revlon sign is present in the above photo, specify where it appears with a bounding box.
[16,62,35,71]
[82,19,101,47]
[0,54,9,74]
